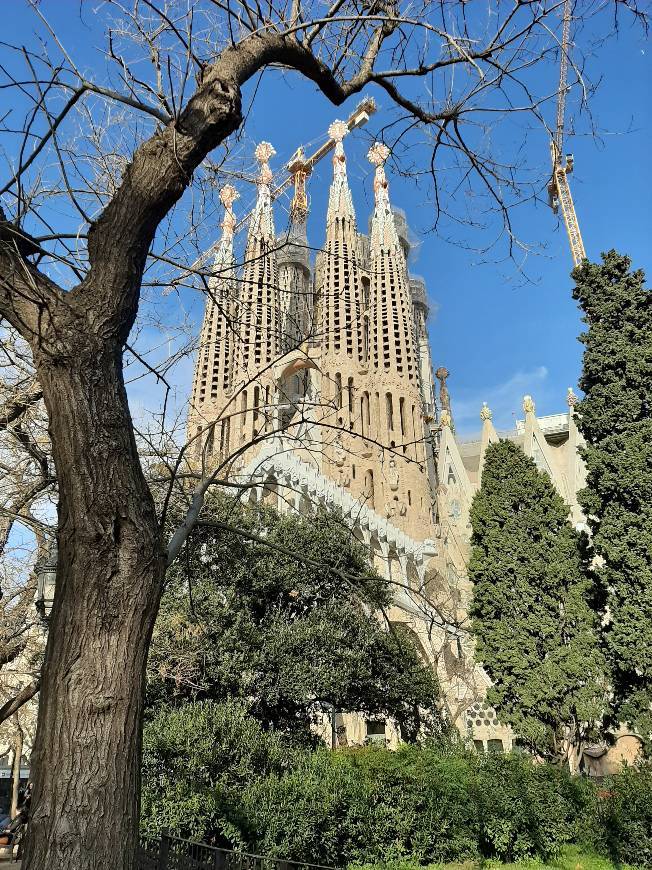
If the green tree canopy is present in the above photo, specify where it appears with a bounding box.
[572,251,652,737]
[148,497,442,741]
[469,440,607,767]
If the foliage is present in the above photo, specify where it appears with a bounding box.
[141,709,594,866]
[572,251,652,737]
[468,439,607,763]
[349,844,638,870]
[148,497,442,740]
[594,764,652,867]
[141,700,294,844]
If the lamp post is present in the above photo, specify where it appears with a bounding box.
[35,542,57,620]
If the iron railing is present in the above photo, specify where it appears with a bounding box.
[137,833,338,870]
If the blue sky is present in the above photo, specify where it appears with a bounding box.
[5,2,651,440]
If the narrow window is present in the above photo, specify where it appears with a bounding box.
[364,470,375,509]
[335,373,342,410]
[385,393,394,432]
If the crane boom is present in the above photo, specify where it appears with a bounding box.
[548,0,586,266]
[236,96,376,230]
[554,162,585,267]
[553,0,571,163]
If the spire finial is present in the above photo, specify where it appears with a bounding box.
[328,120,348,144]
[368,142,390,200]
[435,366,451,417]
[255,141,275,185]
[249,143,276,241]
[368,142,401,255]
[327,122,355,226]
[219,184,239,240]
[523,395,535,415]
[480,402,492,421]
[567,386,578,407]
[368,141,390,167]
[329,120,349,180]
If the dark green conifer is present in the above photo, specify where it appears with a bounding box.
[469,440,606,766]
[572,251,652,736]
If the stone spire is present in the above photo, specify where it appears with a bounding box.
[318,120,366,366]
[279,144,312,351]
[326,120,356,226]
[234,141,281,380]
[478,401,498,480]
[365,142,434,537]
[214,183,238,271]
[250,141,276,240]
[367,141,417,379]
[368,142,402,257]
[187,184,240,463]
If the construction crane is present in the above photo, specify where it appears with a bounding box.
[547,0,586,267]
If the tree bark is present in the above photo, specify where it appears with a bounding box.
[21,339,165,870]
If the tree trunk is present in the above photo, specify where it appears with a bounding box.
[10,717,23,819]
[21,339,165,870]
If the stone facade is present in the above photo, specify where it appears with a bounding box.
[186,127,601,753]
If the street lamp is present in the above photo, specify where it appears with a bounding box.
[35,542,57,619]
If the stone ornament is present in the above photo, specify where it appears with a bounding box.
[387,458,399,491]
[328,120,348,143]
[435,366,451,415]
[368,142,390,166]
[440,409,452,428]
[255,141,276,185]
[567,387,578,407]
[522,395,535,415]
[480,402,492,421]
[219,184,239,238]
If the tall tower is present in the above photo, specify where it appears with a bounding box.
[277,155,313,352]
[316,121,374,496]
[187,184,239,465]
[366,142,435,537]
[231,142,281,446]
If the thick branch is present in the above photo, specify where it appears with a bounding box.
[0,681,40,726]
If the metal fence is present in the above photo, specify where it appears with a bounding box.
[137,834,338,870]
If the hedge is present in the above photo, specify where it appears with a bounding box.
[141,702,651,867]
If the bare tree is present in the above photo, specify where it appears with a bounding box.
[0,1,645,867]
[0,329,51,729]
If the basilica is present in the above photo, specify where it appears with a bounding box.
[186,119,589,753]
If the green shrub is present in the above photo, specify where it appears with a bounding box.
[140,704,652,868]
[236,745,592,865]
[347,745,480,863]
[595,764,652,867]
[141,700,296,843]
[240,750,370,865]
[473,753,593,862]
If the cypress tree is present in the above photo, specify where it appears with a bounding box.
[572,251,652,736]
[469,440,606,768]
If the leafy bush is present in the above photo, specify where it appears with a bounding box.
[346,744,480,863]
[594,764,652,867]
[140,704,652,868]
[141,700,295,844]
[240,750,370,865]
[473,752,593,862]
